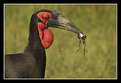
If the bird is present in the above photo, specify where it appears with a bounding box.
[5,9,81,78]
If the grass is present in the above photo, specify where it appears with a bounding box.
[4,4,117,79]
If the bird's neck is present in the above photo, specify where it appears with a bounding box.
[24,15,46,60]
[24,14,46,78]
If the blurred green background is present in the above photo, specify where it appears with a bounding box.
[5,4,117,79]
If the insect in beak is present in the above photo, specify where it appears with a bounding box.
[76,31,88,56]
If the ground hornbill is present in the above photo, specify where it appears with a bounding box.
[5,9,83,78]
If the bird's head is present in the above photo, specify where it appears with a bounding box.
[31,9,84,49]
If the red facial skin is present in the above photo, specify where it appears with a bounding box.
[37,12,54,49]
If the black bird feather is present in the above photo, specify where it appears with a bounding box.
[5,10,48,78]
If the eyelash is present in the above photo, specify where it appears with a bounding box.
[43,17,49,20]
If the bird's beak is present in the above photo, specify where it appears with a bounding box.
[47,16,81,34]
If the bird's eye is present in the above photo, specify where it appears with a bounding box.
[43,17,49,20]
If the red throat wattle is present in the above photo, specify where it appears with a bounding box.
[38,22,54,49]
[37,12,54,49]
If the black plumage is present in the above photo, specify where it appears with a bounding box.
[5,10,47,78]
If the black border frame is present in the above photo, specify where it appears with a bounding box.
[0,0,119,81]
